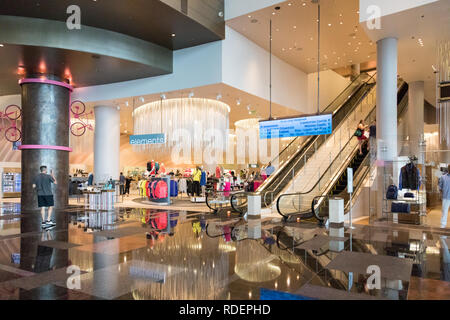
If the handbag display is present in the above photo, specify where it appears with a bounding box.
[386,185,398,200]
[404,192,415,198]
[391,202,411,213]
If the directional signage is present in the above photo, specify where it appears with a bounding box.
[259,114,332,139]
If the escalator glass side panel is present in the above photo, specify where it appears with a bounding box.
[258,74,374,200]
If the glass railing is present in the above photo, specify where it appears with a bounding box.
[276,84,378,218]
[277,80,409,221]
[257,73,376,206]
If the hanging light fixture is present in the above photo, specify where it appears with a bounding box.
[133,98,230,163]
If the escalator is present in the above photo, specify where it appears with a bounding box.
[207,73,376,214]
[256,73,377,207]
[277,80,409,222]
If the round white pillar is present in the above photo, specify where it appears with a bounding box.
[351,64,361,81]
[376,37,398,161]
[94,105,120,184]
[407,81,425,160]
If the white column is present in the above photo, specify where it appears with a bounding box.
[351,64,361,81]
[376,37,398,161]
[94,105,120,184]
[407,81,425,159]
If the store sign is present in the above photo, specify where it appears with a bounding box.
[259,114,332,139]
[129,134,165,145]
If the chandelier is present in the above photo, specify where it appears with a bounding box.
[133,98,230,164]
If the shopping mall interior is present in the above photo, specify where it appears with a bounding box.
[0,0,449,302]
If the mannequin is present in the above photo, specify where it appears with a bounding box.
[160,163,166,174]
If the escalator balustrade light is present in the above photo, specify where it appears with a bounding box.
[296,217,301,223]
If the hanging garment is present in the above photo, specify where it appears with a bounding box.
[154,181,168,199]
[170,180,178,197]
[399,163,421,190]
[193,169,202,182]
[200,171,207,186]
[215,166,222,179]
[187,180,194,196]
[178,179,188,194]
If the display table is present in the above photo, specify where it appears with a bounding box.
[80,187,116,211]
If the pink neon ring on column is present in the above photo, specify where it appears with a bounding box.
[18,145,73,152]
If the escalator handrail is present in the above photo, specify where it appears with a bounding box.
[274,83,377,208]
[276,85,379,217]
[266,73,372,165]
[313,81,409,219]
[257,73,375,195]
[277,79,407,219]
[230,191,248,215]
[259,73,377,202]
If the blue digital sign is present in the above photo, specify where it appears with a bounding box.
[129,134,166,145]
[259,114,332,139]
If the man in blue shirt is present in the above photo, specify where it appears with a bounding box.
[439,164,450,228]
[265,162,275,177]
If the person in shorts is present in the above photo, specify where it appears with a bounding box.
[32,166,57,228]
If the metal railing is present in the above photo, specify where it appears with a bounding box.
[276,80,409,221]
[256,73,376,206]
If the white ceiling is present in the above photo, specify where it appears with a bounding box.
[361,0,450,106]
[85,83,300,134]
[226,0,376,73]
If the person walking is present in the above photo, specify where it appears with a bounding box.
[438,165,450,229]
[119,172,125,195]
[32,166,57,229]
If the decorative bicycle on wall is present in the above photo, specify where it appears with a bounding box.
[0,105,22,143]
[70,100,94,137]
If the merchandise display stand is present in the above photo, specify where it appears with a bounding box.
[80,186,116,211]
[381,159,427,225]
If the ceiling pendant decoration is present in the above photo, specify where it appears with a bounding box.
[133,98,230,164]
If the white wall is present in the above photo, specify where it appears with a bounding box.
[225,0,283,20]
[359,0,438,22]
[73,41,223,102]
[222,26,308,113]
[307,70,351,114]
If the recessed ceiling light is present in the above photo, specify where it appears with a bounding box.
[248,15,251,18]
[328,23,332,27]
[302,2,306,6]
[0,44,4,47]
[171,33,176,37]
[288,3,292,6]
[340,21,343,25]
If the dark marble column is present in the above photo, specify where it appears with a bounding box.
[20,75,71,211]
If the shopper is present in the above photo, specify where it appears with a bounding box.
[125,176,132,196]
[87,172,94,186]
[32,166,57,229]
[355,120,369,155]
[193,166,202,197]
[369,120,376,152]
[266,162,275,177]
[119,172,125,195]
[438,164,450,228]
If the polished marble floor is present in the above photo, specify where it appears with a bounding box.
[0,201,449,300]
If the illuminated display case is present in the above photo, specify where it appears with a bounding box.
[1,168,21,198]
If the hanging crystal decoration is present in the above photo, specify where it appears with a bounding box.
[437,41,450,161]
[133,98,230,164]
